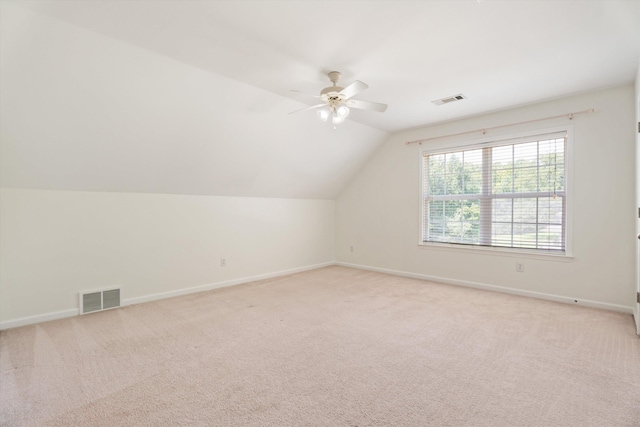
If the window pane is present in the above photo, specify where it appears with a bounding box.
[538,197,563,224]
[492,223,512,247]
[492,198,512,222]
[513,167,538,192]
[464,221,480,244]
[463,149,482,194]
[513,198,537,223]
[444,200,461,220]
[464,149,482,164]
[428,154,445,196]
[462,200,480,221]
[423,134,567,253]
[513,142,537,164]
[538,166,554,192]
[429,200,444,221]
[513,223,537,248]
[539,139,565,192]
[538,224,563,250]
[462,200,480,243]
[445,152,463,195]
[429,221,445,241]
[555,162,565,191]
[465,172,482,195]
[445,221,463,242]
[492,145,512,168]
[539,151,555,167]
[493,169,513,194]
[513,167,538,193]
[538,164,564,192]
[427,199,482,244]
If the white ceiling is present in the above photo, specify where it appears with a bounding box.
[10,0,640,133]
[1,1,639,199]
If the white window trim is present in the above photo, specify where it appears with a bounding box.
[418,124,574,258]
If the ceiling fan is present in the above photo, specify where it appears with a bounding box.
[289,71,388,126]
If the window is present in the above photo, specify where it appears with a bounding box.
[422,131,567,254]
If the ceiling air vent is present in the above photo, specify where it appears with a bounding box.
[79,288,121,314]
[432,93,466,106]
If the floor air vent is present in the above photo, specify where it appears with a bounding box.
[79,288,121,314]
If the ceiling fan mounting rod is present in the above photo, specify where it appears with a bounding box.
[320,71,344,98]
[327,71,342,85]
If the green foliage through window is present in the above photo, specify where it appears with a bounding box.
[423,134,566,252]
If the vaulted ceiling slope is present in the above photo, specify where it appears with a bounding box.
[1,1,639,198]
[0,3,388,199]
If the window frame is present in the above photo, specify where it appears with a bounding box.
[418,125,574,259]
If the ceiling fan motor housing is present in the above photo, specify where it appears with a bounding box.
[320,87,344,97]
[321,93,345,110]
[320,70,346,106]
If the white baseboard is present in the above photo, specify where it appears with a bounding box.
[635,305,640,336]
[122,261,335,306]
[0,308,79,331]
[336,261,635,315]
[3,261,632,330]
[0,262,334,331]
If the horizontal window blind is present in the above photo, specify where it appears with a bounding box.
[422,132,566,252]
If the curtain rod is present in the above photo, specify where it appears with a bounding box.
[405,108,594,146]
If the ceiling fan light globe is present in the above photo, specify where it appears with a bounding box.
[332,115,345,125]
[336,105,350,118]
[317,108,330,122]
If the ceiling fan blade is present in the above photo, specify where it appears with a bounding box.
[288,103,326,114]
[339,80,368,99]
[346,99,388,113]
[290,90,321,99]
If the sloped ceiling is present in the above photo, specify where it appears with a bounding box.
[0,3,388,198]
[1,1,639,198]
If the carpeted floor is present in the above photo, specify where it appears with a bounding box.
[1,266,639,426]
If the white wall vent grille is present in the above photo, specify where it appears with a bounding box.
[79,288,121,314]
[432,94,466,105]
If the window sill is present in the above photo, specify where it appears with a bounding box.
[418,241,574,262]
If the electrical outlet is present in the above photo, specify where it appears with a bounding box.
[516,262,524,273]
[220,258,226,267]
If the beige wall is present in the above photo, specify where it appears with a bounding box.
[0,189,335,326]
[337,85,636,311]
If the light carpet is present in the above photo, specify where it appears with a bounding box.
[1,266,639,426]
